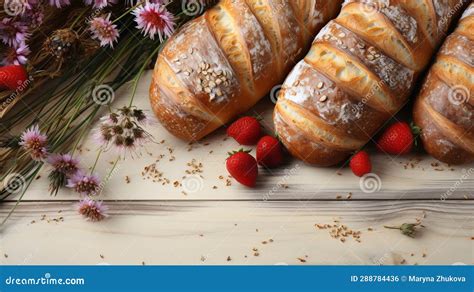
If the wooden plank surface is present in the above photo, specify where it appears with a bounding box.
[1,71,473,265]
[7,72,474,202]
[0,201,472,265]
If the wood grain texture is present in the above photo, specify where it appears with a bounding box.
[0,201,472,265]
[6,72,474,202]
[1,71,473,266]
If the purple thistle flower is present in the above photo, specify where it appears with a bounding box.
[77,197,108,222]
[84,0,117,8]
[48,0,70,8]
[47,153,80,176]
[2,42,30,65]
[67,171,101,196]
[94,106,154,157]
[133,3,176,41]
[0,18,29,47]
[19,124,48,161]
[89,14,119,48]
[21,4,44,27]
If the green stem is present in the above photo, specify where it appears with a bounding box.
[90,148,103,174]
[128,44,162,106]
[1,165,42,227]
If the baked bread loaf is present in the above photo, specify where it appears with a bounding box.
[149,0,343,141]
[413,3,474,165]
[274,0,469,166]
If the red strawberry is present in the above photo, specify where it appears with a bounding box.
[257,136,283,168]
[227,116,262,145]
[376,121,414,155]
[226,149,258,187]
[350,151,372,177]
[0,65,28,91]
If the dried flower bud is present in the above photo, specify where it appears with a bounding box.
[384,222,422,238]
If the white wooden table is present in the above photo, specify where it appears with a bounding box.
[1,71,473,265]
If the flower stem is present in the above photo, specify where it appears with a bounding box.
[128,44,162,106]
[90,148,103,174]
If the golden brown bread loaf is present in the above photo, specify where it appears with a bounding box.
[413,2,474,165]
[149,0,343,141]
[274,0,469,166]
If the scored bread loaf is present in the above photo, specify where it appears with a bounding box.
[149,0,343,141]
[413,2,474,165]
[274,0,469,166]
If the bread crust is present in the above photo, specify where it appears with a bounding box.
[274,0,469,166]
[150,0,343,141]
[413,3,474,165]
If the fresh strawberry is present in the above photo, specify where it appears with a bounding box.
[349,151,372,177]
[226,149,258,187]
[376,121,415,155]
[256,136,283,168]
[0,65,28,91]
[227,116,262,145]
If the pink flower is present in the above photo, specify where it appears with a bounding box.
[2,42,30,65]
[0,18,29,47]
[133,3,176,41]
[48,0,70,8]
[47,153,80,176]
[84,0,117,9]
[89,14,119,48]
[67,171,101,196]
[77,197,108,222]
[94,106,154,157]
[19,124,48,161]
[22,5,44,27]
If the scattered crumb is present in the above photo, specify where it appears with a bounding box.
[142,261,146,265]
[200,255,206,262]
[297,257,307,263]
[253,252,260,257]
[400,259,406,264]
[367,227,373,231]
[226,256,232,262]
[4,254,8,258]
[422,253,427,258]
[315,220,362,243]
[36,175,41,180]
[100,254,104,259]
[125,176,131,184]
